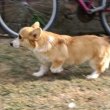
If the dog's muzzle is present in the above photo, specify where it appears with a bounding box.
[10,38,20,48]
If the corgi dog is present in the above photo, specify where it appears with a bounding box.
[10,22,110,79]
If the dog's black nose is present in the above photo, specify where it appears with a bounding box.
[10,42,13,46]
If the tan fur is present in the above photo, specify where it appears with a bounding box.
[16,22,110,78]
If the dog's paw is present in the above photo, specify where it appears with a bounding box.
[86,72,99,79]
[50,67,63,73]
[32,72,45,77]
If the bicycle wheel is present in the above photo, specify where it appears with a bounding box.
[0,0,59,37]
[99,0,110,35]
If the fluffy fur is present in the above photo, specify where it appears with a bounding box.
[11,22,110,79]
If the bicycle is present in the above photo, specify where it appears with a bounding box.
[0,0,110,38]
[0,0,59,37]
[66,0,110,35]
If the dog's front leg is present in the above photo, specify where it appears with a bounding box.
[33,65,49,77]
[50,60,64,73]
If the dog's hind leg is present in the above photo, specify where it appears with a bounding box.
[87,56,110,79]
[86,71,100,79]
[33,65,49,77]
[86,59,100,79]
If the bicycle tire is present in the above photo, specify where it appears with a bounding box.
[99,0,110,35]
[0,0,59,37]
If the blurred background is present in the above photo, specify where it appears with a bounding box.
[0,0,104,36]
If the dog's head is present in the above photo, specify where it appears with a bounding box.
[10,22,42,49]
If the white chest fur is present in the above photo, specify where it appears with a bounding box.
[32,36,54,64]
[33,49,50,64]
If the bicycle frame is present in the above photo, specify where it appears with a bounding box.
[77,0,108,13]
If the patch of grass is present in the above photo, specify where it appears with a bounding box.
[1,39,110,110]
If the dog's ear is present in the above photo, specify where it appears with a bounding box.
[31,22,40,28]
[31,27,42,39]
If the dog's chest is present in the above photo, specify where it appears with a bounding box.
[33,50,50,63]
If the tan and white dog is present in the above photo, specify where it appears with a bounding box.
[10,22,110,79]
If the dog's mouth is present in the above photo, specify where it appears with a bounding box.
[10,37,21,48]
[10,43,24,48]
[10,42,20,48]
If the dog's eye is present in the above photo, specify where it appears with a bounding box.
[19,35,22,39]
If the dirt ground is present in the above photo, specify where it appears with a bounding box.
[1,36,110,110]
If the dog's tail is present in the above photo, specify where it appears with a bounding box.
[102,35,110,72]
[99,35,110,70]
